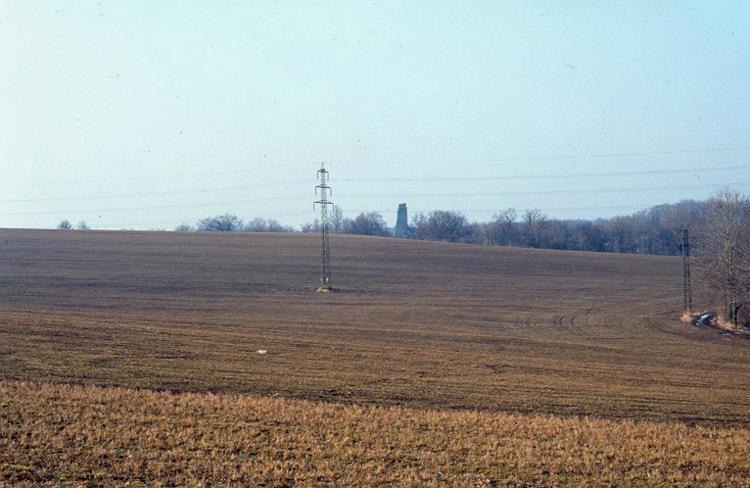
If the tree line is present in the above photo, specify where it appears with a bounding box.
[156,196,723,259]
[312,199,709,256]
[173,215,295,233]
[55,200,705,254]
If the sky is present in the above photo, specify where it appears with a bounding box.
[1,0,749,230]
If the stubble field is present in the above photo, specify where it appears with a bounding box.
[2,380,749,486]
[1,229,749,485]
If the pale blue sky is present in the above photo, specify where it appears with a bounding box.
[1,0,749,229]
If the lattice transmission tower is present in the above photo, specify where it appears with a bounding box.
[314,163,334,292]
[681,228,693,314]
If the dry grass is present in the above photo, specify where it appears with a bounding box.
[0,229,749,426]
[715,315,750,335]
[680,311,695,323]
[1,380,749,487]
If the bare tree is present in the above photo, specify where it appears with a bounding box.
[345,212,390,236]
[697,190,750,327]
[603,215,636,253]
[301,219,320,233]
[331,206,344,233]
[412,211,472,242]
[245,217,269,232]
[77,221,90,230]
[522,209,547,248]
[197,213,243,232]
[265,219,290,232]
[487,208,518,246]
[245,217,291,232]
[57,219,72,230]
[568,220,605,251]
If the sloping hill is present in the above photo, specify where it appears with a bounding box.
[0,229,748,424]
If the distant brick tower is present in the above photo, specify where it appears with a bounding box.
[395,203,409,237]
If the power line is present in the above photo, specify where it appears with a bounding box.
[4,171,746,207]
[353,204,655,214]
[4,181,745,218]
[0,196,310,216]
[0,179,308,204]
[3,144,749,190]
[329,145,750,165]
[338,164,750,183]
[0,162,312,190]
[4,165,746,205]
[338,181,750,199]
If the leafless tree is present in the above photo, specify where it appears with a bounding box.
[57,219,72,230]
[697,190,750,327]
[522,209,547,248]
[331,206,345,233]
[345,212,390,236]
[301,219,320,233]
[412,211,472,243]
[486,208,518,246]
[197,213,243,232]
[245,217,266,232]
[265,219,289,232]
[77,221,90,230]
[603,216,636,253]
[245,217,290,232]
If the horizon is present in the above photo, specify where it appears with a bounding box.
[31,194,713,232]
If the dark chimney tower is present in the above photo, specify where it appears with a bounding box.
[395,203,409,237]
